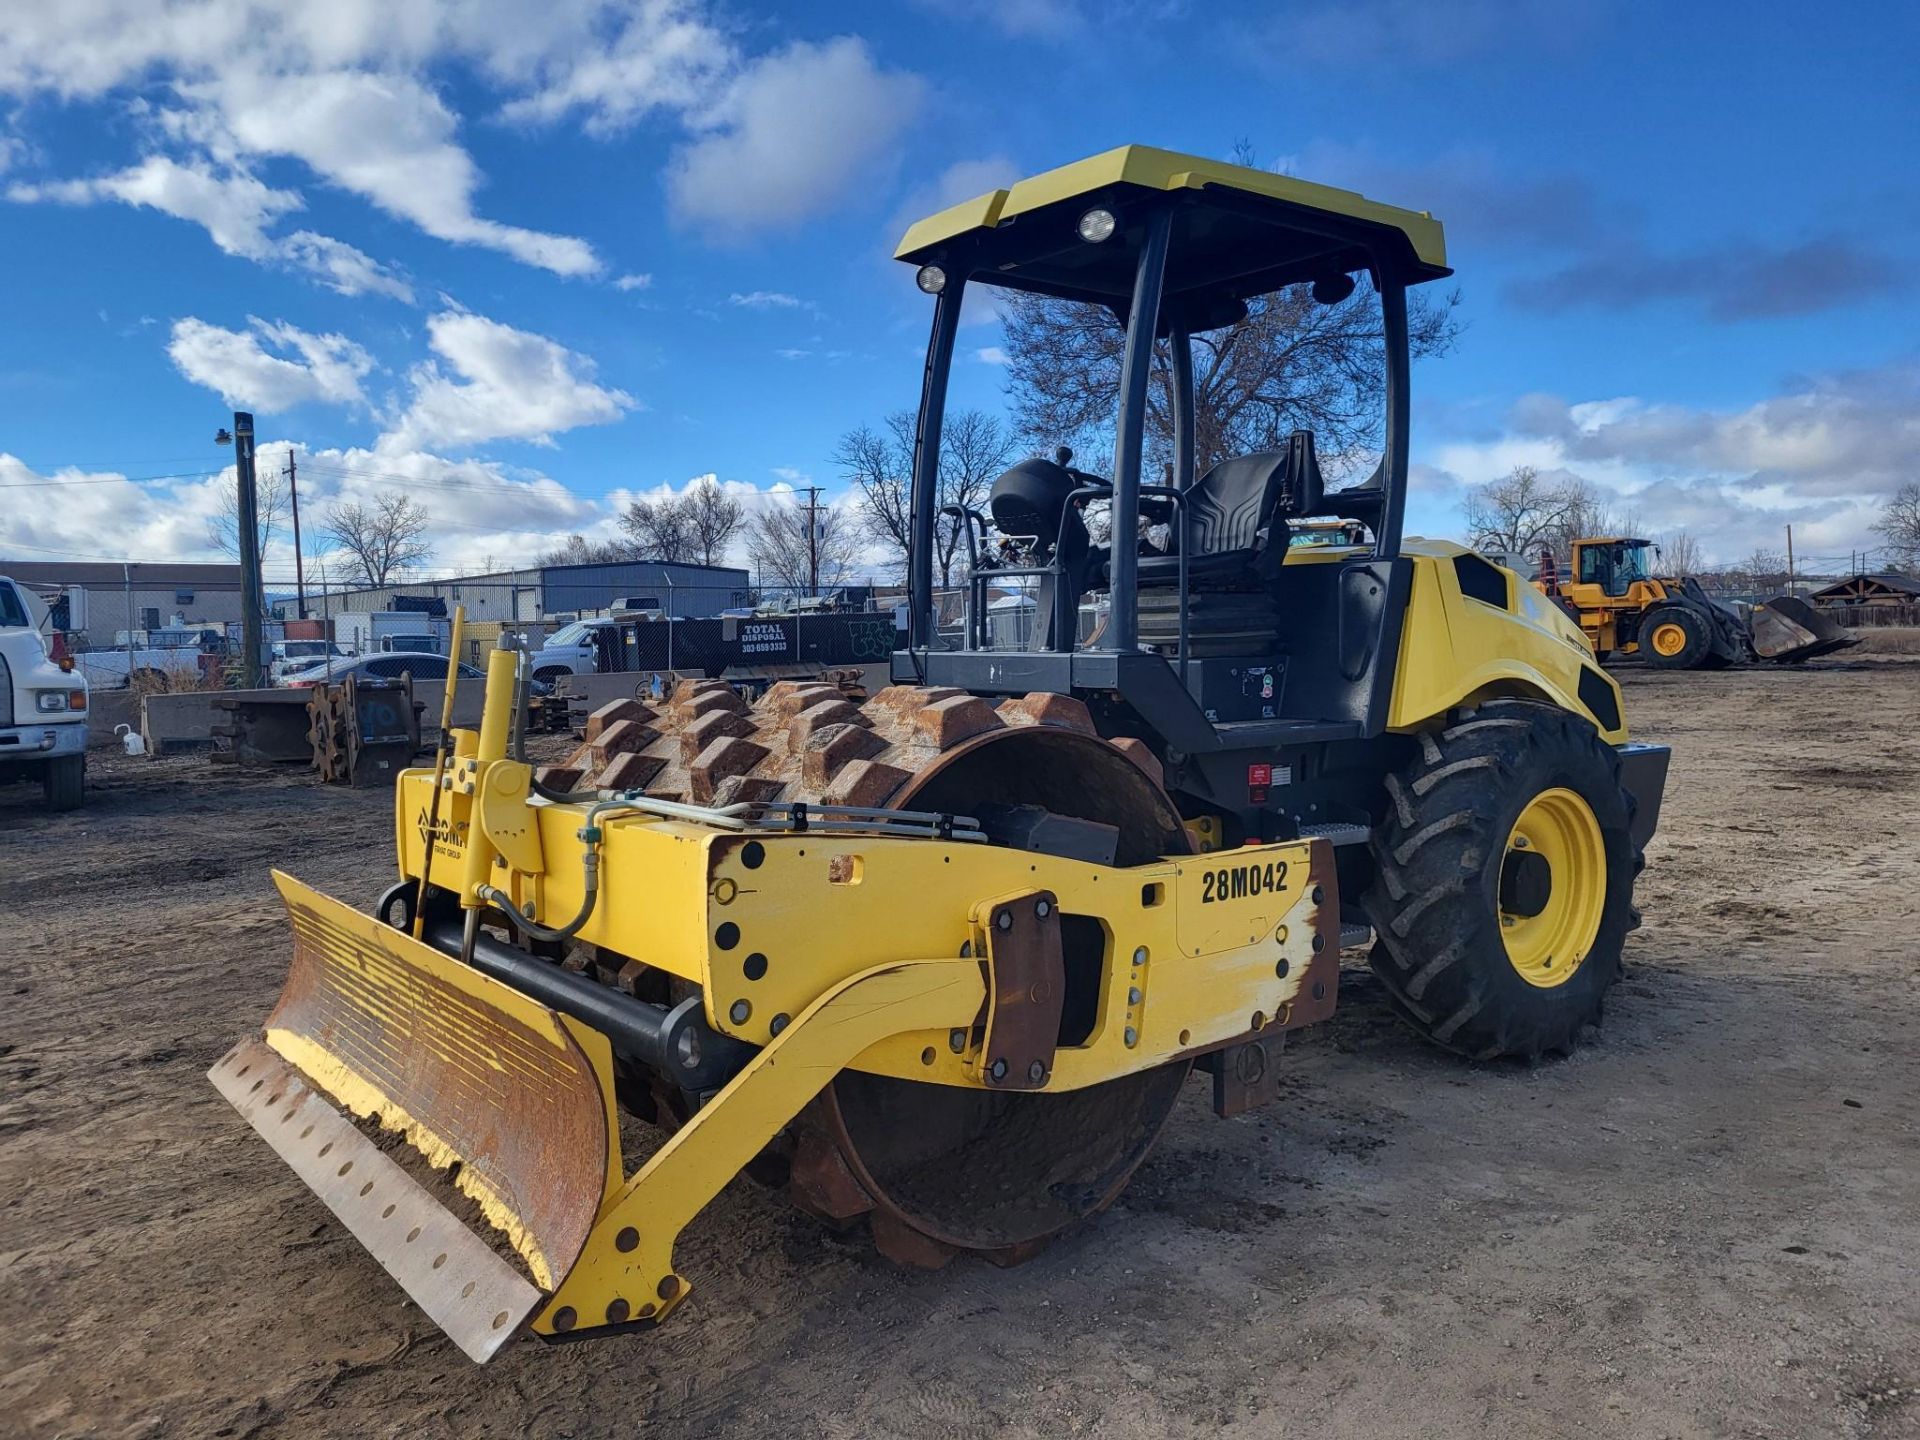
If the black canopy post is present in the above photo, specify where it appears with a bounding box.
[908,275,966,654]
[1101,207,1172,653]
[1374,278,1411,561]
[1170,323,1196,494]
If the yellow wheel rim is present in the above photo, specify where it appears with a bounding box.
[1499,788,1606,989]
[1650,621,1688,657]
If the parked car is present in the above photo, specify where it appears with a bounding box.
[269,639,350,684]
[282,652,554,697]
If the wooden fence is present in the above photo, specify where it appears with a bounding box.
[1823,604,1920,628]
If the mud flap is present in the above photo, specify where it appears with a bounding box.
[209,872,617,1362]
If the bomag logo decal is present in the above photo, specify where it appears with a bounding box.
[416,808,469,852]
[1201,860,1290,903]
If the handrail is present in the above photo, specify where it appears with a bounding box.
[939,503,991,648]
[1055,482,1191,679]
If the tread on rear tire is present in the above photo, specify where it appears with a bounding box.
[1641,605,1709,669]
[1361,700,1641,1060]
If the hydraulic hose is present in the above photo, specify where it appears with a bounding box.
[475,796,635,944]
[504,634,607,805]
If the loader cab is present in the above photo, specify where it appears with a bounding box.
[892,145,1452,765]
[1574,538,1658,599]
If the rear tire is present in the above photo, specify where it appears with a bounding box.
[1362,700,1640,1059]
[43,754,85,811]
[1641,606,1709,669]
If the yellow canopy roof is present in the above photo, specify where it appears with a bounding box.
[896,144,1447,276]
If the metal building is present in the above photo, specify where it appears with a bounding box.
[0,560,246,643]
[539,560,751,619]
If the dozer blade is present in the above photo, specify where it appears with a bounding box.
[209,871,616,1362]
[1750,595,1858,662]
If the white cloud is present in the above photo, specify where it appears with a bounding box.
[612,272,654,291]
[8,154,415,300]
[1506,365,1920,500]
[499,0,732,134]
[8,153,300,257]
[277,230,414,301]
[0,453,233,567]
[1,9,930,272]
[730,290,805,309]
[184,69,598,276]
[167,316,374,412]
[1424,360,1920,564]
[382,310,635,450]
[0,8,606,277]
[0,445,605,579]
[668,37,923,234]
[975,346,1008,365]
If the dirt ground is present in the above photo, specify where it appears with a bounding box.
[4,655,1918,1440]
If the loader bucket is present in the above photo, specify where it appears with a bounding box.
[1750,595,1858,662]
[209,871,616,1362]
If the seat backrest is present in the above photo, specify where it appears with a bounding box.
[1182,430,1324,556]
[1184,452,1285,556]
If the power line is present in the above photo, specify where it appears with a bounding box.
[0,468,225,490]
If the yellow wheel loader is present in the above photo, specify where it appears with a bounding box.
[1543,536,1854,668]
[212,146,1672,1362]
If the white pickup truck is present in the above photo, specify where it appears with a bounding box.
[532,617,616,681]
[0,575,89,810]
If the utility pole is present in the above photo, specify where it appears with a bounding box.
[122,561,134,676]
[801,486,823,596]
[284,447,308,619]
[1785,524,1795,592]
[218,411,266,687]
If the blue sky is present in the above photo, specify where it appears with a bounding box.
[1,0,1915,585]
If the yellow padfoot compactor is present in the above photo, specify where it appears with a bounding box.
[214,146,1671,1362]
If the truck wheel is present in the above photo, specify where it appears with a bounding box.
[1641,606,1709,669]
[1362,700,1640,1060]
[43,754,85,812]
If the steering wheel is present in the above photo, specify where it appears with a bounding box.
[1052,446,1109,498]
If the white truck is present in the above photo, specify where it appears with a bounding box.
[334,610,453,658]
[0,575,90,810]
[532,617,616,680]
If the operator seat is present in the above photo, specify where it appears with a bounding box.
[1137,429,1325,588]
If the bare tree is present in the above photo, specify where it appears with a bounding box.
[747,498,860,594]
[619,492,694,562]
[539,533,633,566]
[683,477,745,566]
[1000,280,1459,484]
[1661,531,1705,577]
[1742,548,1790,592]
[1875,481,1920,573]
[835,409,1015,584]
[207,463,290,567]
[1545,478,1636,568]
[835,418,911,573]
[1463,466,1574,562]
[323,493,433,587]
[939,410,1017,580]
